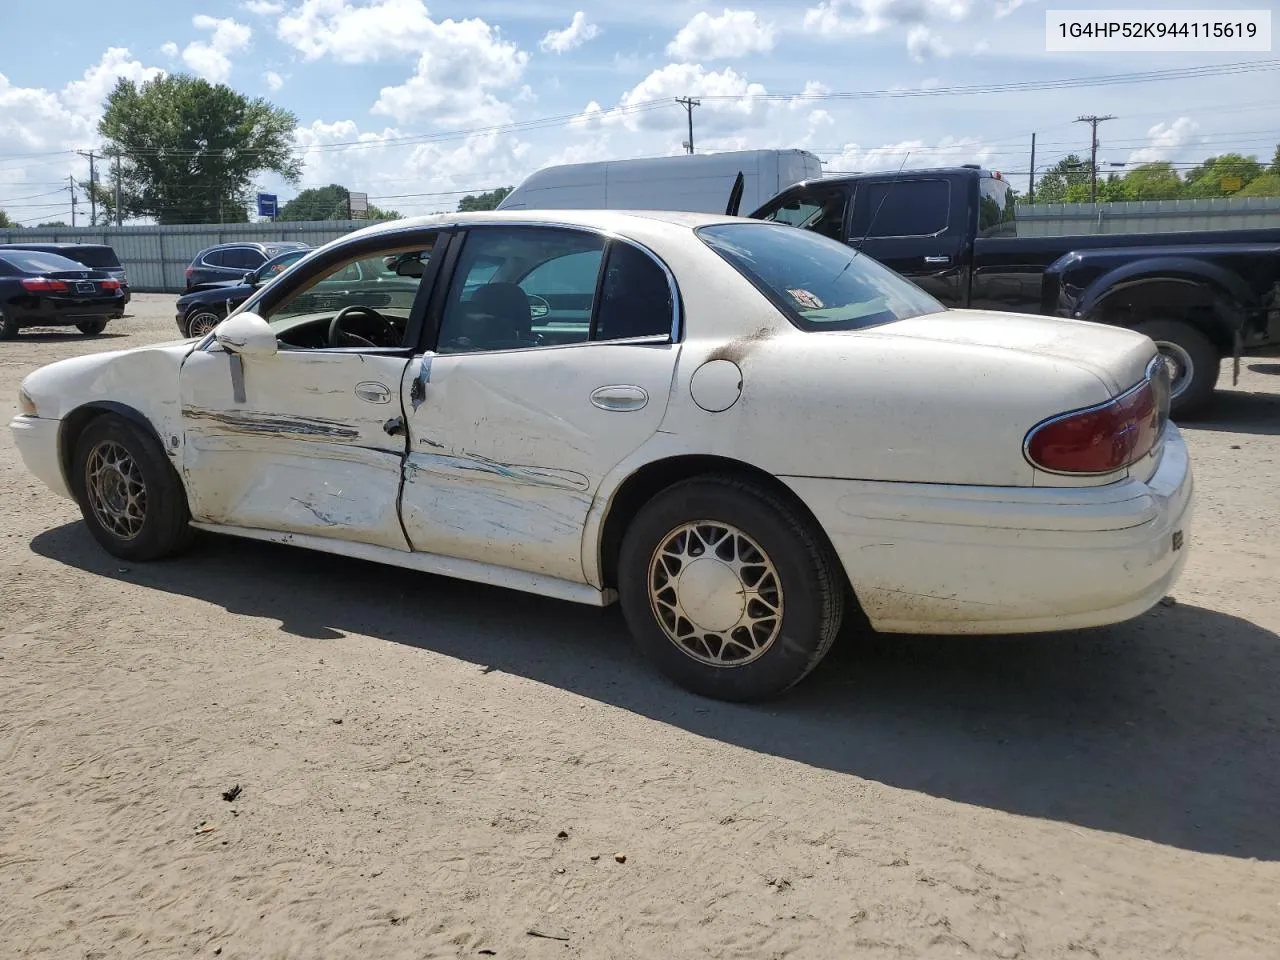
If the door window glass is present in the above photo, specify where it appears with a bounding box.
[594,242,674,341]
[855,179,950,237]
[755,189,849,241]
[437,229,605,352]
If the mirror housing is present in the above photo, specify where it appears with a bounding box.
[214,312,277,358]
[243,269,259,285]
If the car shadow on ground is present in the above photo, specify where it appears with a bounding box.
[13,332,130,344]
[1179,388,1280,437]
[32,521,1280,862]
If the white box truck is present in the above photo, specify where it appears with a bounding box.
[496,149,823,215]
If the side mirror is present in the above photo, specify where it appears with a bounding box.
[214,312,277,358]
[243,269,259,285]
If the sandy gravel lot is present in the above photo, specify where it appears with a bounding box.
[2,295,1278,960]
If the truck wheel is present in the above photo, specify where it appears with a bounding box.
[617,475,846,702]
[0,311,18,340]
[76,320,108,336]
[1134,319,1220,418]
[71,414,195,562]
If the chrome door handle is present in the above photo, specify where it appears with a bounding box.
[355,381,392,404]
[590,385,649,412]
[924,255,951,265]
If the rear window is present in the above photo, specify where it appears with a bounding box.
[696,222,944,332]
[0,251,93,274]
[59,245,122,268]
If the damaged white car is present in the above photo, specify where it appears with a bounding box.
[12,211,1193,701]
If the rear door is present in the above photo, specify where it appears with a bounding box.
[847,176,970,306]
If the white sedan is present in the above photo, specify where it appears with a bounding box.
[11,210,1193,701]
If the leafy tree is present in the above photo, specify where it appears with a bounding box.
[1117,162,1183,201]
[1030,155,1090,204]
[457,187,512,212]
[98,74,302,225]
[0,209,15,228]
[37,221,69,228]
[279,183,400,221]
[1269,144,1280,176]
[1183,154,1262,198]
[1237,172,1280,197]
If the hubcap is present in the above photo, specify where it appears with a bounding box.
[188,312,221,337]
[85,440,147,540]
[1153,340,1194,399]
[647,522,784,667]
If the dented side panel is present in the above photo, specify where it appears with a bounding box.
[400,344,679,582]
[178,348,412,550]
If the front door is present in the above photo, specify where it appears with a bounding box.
[398,225,681,584]
[178,234,445,550]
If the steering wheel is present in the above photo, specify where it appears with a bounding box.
[329,304,397,348]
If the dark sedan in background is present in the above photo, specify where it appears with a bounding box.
[184,241,311,290]
[0,243,130,316]
[0,250,125,339]
[175,248,312,337]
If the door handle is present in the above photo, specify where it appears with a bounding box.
[590,385,649,412]
[923,255,951,265]
[355,381,392,404]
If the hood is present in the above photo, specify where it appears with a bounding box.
[871,309,1156,395]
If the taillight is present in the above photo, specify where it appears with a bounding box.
[20,277,69,292]
[185,266,194,278]
[1024,357,1171,475]
[101,279,121,290]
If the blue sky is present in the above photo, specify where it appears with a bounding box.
[1,0,1277,223]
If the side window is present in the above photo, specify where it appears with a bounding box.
[234,248,267,269]
[594,243,674,341]
[261,237,439,349]
[437,228,604,353]
[856,179,951,238]
[203,249,229,267]
[756,189,848,241]
[978,177,1017,238]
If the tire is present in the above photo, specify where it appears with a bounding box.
[185,309,223,339]
[76,320,108,336]
[617,475,846,702]
[0,311,18,340]
[71,414,195,562]
[1133,319,1220,418]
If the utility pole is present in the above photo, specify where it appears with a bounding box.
[675,96,700,155]
[113,151,123,227]
[1028,132,1036,203]
[1074,114,1115,203]
[77,150,98,224]
[68,175,77,227]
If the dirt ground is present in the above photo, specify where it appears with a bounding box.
[1,294,1278,960]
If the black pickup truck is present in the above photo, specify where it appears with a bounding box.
[741,166,1280,416]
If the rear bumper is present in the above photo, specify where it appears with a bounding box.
[10,415,71,499]
[8,297,123,327]
[783,424,1194,634]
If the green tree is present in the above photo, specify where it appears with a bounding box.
[37,221,69,228]
[1237,172,1280,197]
[279,183,400,221]
[1269,144,1280,176]
[1118,162,1183,200]
[457,186,512,212]
[98,74,301,225]
[1030,155,1090,204]
[1183,153,1262,198]
[0,209,15,228]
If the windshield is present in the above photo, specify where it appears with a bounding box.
[696,222,944,331]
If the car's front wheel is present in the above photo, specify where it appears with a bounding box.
[185,309,223,338]
[71,415,195,562]
[617,475,846,702]
[76,320,107,336]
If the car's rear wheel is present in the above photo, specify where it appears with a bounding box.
[0,311,19,340]
[186,309,223,338]
[76,320,107,336]
[71,415,194,562]
[617,475,846,702]
[1134,319,1219,418]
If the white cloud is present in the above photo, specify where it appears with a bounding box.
[803,0,972,37]
[586,63,771,134]
[61,47,166,117]
[371,18,528,127]
[180,15,253,83]
[1126,117,1200,165]
[906,24,950,60]
[826,135,994,172]
[264,70,285,91]
[242,0,284,13]
[667,9,776,61]
[539,12,600,54]
[994,0,1031,17]
[160,42,179,57]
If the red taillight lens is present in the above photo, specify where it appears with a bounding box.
[100,279,121,290]
[185,266,194,278]
[1025,358,1171,475]
[20,277,69,292]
